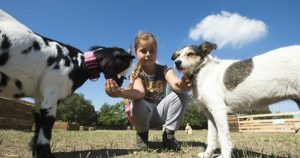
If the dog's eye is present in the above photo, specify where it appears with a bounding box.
[187,52,194,57]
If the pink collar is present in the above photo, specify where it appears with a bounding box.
[84,52,100,81]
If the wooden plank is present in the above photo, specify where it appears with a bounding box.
[0,117,33,125]
[0,117,33,130]
[238,122,294,125]
[239,124,294,128]
[228,116,238,121]
[239,125,294,130]
[237,112,300,119]
[0,97,34,119]
[53,121,69,131]
[238,118,300,124]
[228,115,239,133]
[239,122,294,126]
[231,112,300,133]
[238,129,294,132]
[52,121,79,131]
[239,126,294,129]
[0,97,34,111]
[239,129,295,133]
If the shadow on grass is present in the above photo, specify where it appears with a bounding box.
[149,141,280,158]
[53,149,137,158]
[180,141,283,158]
[53,141,283,158]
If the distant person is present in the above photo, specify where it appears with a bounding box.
[105,32,191,151]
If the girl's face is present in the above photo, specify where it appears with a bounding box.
[136,40,157,67]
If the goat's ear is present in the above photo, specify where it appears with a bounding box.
[117,52,135,59]
[89,46,106,51]
[199,42,217,56]
[171,51,179,60]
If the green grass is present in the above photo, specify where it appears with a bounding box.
[0,129,299,158]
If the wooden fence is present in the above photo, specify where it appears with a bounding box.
[51,121,80,131]
[228,115,239,132]
[0,97,95,131]
[229,112,300,133]
[1,96,298,133]
[0,97,34,130]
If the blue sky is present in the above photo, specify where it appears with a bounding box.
[1,0,300,113]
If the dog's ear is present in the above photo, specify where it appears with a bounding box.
[171,51,179,60]
[199,42,217,56]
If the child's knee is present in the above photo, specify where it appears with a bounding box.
[131,99,152,122]
[172,92,189,107]
[179,92,189,105]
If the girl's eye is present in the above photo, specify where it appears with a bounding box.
[140,49,154,54]
[140,50,147,54]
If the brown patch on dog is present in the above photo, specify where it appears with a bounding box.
[224,59,253,91]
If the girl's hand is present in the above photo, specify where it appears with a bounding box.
[165,69,192,93]
[105,79,124,98]
[175,76,192,92]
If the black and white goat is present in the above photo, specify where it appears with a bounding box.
[0,10,134,157]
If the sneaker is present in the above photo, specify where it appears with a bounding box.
[136,131,149,149]
[162,129,181,151]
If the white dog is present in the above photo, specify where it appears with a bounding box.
[185,123,193,134]
[172,42,300,158]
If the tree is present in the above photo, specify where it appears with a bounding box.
[56,93,97,126]
[97,102,128,129]
[237,107,271,115]
[181,99,208,129]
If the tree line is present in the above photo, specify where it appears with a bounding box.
[56,93,271,130]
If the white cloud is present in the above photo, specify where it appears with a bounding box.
[189,11,268,49]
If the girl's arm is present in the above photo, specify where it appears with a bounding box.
[165,69,192,93]
[105,78,145,100]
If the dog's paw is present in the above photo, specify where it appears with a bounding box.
[197,152,212,158]
[197,152,204,158]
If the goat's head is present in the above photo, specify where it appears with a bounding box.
[91,46,135,86]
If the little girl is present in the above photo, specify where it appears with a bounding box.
[105,32,191,151]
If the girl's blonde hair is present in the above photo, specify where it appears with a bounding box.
[134,32,157,52]
[128,62,142,89]
[123,32,157,105]
[130,31,157,82]
[123,62,142,105]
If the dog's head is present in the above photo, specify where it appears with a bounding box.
[171,42,217,78]
[91,46,135,86]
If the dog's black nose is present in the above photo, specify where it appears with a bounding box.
[175,60,182,67]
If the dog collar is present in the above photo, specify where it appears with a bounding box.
[188,66,201,81]
[84,52,100,81]
[189,59,208,80]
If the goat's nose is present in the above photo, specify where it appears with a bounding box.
[175,60,182,67]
